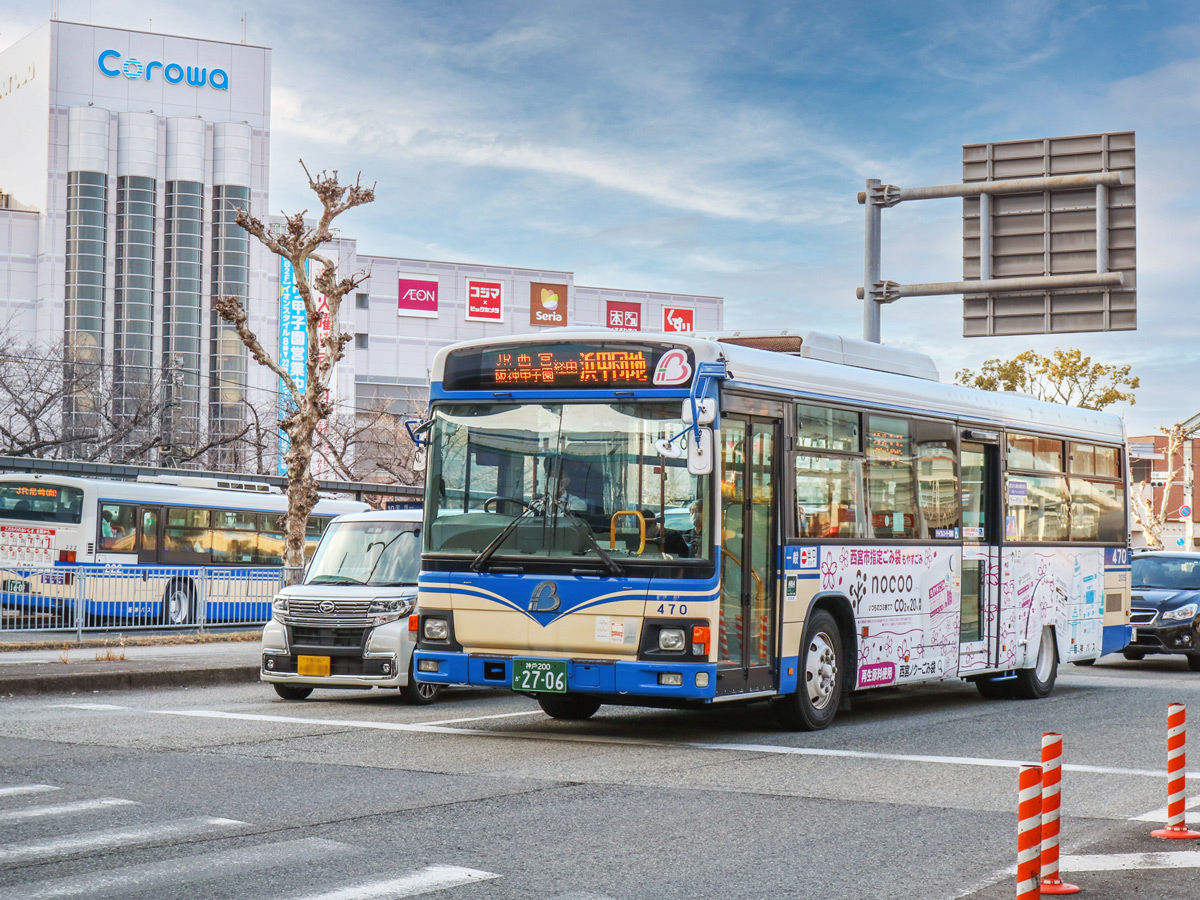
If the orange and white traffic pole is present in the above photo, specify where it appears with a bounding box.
[1018,764,1043,900]
[1151,702,1200,839]
[1039,733,1079,894]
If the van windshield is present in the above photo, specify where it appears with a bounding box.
[306,521,421,586]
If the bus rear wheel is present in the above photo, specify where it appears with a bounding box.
[537,694,601,720]
[161,582,194,626]
[774,609,842,731]
[1011,626,1058,699]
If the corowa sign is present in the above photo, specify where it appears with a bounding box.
[97,50,229,90]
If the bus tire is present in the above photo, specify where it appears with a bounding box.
[161,581,195,626]
[401,659,443,705]
[273,683,313,701]
[1122,650,1145,661]
[537,693,601,720]
[1011,626,1057,699]
[1072,658,1096,666]
[974,676,1014,700]
[774,609,842,732]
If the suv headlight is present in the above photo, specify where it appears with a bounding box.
[368,597,416,625]
[423,617,449,640]
[1163,603,1198,622]
[271,597,289,622]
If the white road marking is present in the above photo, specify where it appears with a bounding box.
[3,837,346,900]
[136,707,1196,779]
[45,704,131,711]
[0,816,246,864]
[0,797,137,823]
[420,710,546,725]
[1060,850,1200,871]
[1130,794,1200,822]
[289,865,501,900]
[0,784,60,798]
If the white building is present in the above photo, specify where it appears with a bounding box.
[0,19,723,472]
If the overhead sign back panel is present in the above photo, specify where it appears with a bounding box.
[962,132,1135,337]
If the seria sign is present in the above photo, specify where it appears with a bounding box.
[97,50,229,91]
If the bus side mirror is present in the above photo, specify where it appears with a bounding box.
[682,398,716,426]
[687,427,713,476]
[412,446,427,472]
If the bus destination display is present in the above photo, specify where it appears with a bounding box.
[443,342,694,390]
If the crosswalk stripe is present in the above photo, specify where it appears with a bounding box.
[289,865,501,900]
[0,798,137,823]
[0,816,246,864]
[2,837,346,900]
[0,785,60,799]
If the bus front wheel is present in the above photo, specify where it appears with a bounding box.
[537,693,601,720]
[774,609,842,732]
[162,582,195,626]
[1011,626,1058,699]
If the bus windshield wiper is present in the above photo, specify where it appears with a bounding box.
[562,510,623,576]
[470,495,548,572]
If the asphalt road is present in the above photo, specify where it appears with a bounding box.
[1,656,1199,900]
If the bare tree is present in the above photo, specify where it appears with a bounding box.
[315,394,427,487]
[213,162,374,566]
[1130,423,1191,551]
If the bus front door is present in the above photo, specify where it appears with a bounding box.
[717,412,780,696]
[960,438,1001,671]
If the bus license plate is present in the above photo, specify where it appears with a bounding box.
[512,658,567,693]
[297,655,331,677]
[3,580,28,593]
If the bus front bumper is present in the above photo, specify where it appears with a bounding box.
[413,650,717,700]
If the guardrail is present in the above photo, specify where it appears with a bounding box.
[0,564,304,638]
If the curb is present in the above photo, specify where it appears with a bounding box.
[0,664,262,696]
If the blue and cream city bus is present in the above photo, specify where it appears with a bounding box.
[0,473,365,627]
[411,330,1131,729]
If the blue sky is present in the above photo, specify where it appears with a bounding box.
[3,0,1198,435]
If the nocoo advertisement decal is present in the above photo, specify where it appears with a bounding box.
[398,273,439,318]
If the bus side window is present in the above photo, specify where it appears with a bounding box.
[98,502,138,552]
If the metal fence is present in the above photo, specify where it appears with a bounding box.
[0,564,301,638]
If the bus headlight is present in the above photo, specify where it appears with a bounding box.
[368,597,415,625]
[658,627,685,651]
[1164,603,1198,621]
[271,597,289,622]
[423,617,450,641]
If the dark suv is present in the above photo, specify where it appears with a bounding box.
[1127,550,1200,670]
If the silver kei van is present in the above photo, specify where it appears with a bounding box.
[260,507,440,704]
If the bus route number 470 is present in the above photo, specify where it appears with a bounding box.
[512,658,567,693]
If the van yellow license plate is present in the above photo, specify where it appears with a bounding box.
[297,655,331,677]
[512,658,567,693]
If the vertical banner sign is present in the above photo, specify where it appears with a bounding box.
[465,278,504,322]
[605,299,642,332]
[278,258,308,477]
[530,282,568,327]
[398,273,439,318]
[662,306,695,333]
[311,260,333,480]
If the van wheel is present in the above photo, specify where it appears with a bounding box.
[162,582,194,626]
[774,609,842,731]
[401,659,443,704]
[537,694,601,720]
[273,684,313,701]
[1012,626,1057,699]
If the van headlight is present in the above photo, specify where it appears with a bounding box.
[368,597,415,625]
[271,597,289,622]
[1163,603,1198,621]
[423,617,449,641]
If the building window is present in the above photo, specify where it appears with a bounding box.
[210,184,251,449]
[355,333,369,349]
[356,292,369,309]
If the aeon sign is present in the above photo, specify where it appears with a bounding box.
[97,50,229,90]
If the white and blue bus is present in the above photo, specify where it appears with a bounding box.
[0,473,365,627]
[411,330,1131,729]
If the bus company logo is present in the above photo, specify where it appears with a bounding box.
[652,349,691,386]
[97,50,229,90]
[530,282,568,327]
[466,280,503,321]
[318,600,337,615]
[858,662,895,688]
[528,581,561,613]
[398,274,439,319]
[662,306,695,333]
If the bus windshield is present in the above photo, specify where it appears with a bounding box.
[306,521,422,586]
[0,483,83,524]
[424,402,710,566]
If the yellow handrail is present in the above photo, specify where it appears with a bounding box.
[610,510,646,555]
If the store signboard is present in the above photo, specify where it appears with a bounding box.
[530,282,568,327]
[605,300,641,332]
[398,273,439,318]
[662,306,695,333]
[466,278,504,322]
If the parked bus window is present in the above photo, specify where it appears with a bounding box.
[1006,473,1070,541]
[867,415,917,538]
[1008,434,1064,472]
[98,502,138,552]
